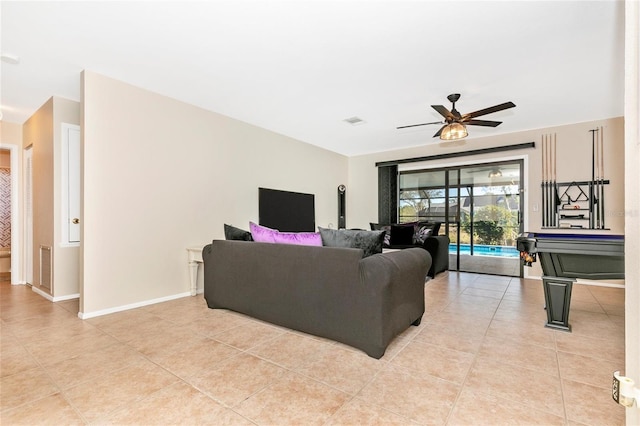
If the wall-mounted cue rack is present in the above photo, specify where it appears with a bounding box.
[540,128,609,230]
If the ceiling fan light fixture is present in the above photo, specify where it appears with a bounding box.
[440,122,468,140]
[488,169,502,178]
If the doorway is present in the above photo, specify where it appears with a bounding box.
[0,144,22,284]
[399,159,524,277]
[0,149,11,281]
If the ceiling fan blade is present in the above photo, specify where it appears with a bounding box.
[465,101,516,119]
[433,125,447,138]
[431,105,454,120]
[396,121,442,130]
[464,119,502,127]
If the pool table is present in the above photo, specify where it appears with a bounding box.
[517,232,625,331]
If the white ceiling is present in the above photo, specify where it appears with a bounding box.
[0,1,625,156]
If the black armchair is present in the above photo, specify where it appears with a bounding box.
[370,221,449,278]
[422,234,450,277]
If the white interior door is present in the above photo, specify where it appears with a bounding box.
[61,124,81,244]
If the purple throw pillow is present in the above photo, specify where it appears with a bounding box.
[272,231,322,246]
[250,222,322,246]
[250,222,278,243]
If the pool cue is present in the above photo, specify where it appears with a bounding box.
[595,128,601,229]
[547,135,552,227]
[589,129,596,229]
[600,126,605,229]
[541,134,544,227]
[553,133,558,227]
[541,134,547,227]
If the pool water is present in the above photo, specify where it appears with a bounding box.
[449,244,519,258]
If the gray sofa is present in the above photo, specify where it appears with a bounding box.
[203,240,431,358]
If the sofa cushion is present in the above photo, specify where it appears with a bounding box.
[390,224,415,246]
[224,224,254,241]
[272,231,322,246]
[250,222,322,246]
[423,221,441,236]
[414,221,436,244]
[374,221,442,246]
[318,228,385,258]
[369,223,392,248]
[250,222,278,243]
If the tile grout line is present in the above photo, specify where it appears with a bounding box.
[442,273,507,425]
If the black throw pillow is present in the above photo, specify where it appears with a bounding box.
[369,223,391,248]
[318,228,385,258]
[390,224,415,246]
[224,224,254,241]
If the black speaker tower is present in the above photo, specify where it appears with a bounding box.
[337,185,346,229]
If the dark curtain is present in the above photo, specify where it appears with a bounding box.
[377,165,397,225]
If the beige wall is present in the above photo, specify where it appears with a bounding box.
[22,97,81,297]
[0,149,10,168]
[53,98,82,297]
[80,71,348,316]
[348,117,625,278]
[0,122,24,146]
[23,99,54,292]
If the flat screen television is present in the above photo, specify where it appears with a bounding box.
[259,187,315,232]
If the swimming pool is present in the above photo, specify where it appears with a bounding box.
[449,244,519,258]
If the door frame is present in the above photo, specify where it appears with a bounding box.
[24,145,32,285]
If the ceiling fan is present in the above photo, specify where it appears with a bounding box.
[397,94,516,140]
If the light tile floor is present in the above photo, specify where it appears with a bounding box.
[0,272,626,425]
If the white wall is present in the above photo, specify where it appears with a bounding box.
[80,71,348,316]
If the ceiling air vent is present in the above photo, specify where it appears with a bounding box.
[343,116,366,126]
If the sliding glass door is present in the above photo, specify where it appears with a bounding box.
[399,160,524,277]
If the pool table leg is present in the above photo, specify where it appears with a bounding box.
[542,276,575,332]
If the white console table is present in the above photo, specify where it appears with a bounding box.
[186,246,205,296]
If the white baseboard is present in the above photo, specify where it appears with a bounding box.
[31,286,80,302]
[31,286,54,301]
[78,291,192,319]
[575,278,625,289]
[54,293,80,302]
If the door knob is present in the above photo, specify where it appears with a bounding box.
[72,218,80,224]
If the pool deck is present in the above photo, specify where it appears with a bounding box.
[449,253,521,277]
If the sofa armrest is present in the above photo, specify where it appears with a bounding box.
[356,248,430,356]
[422,235,450,277]
[359,248,430,313]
